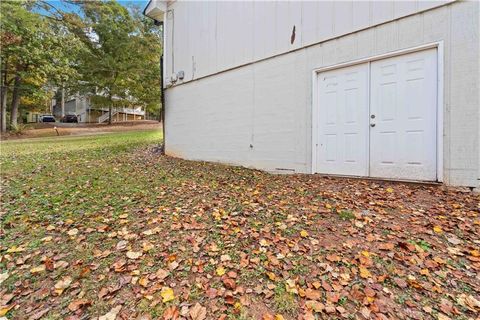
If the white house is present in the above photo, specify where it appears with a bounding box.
[52,95,145,123]
[144,0,479,189]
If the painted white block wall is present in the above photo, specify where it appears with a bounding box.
[163,1,479,188]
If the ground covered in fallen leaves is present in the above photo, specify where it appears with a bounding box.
[1,130,479,320]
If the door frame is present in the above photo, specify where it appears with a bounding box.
[311,41,444,182]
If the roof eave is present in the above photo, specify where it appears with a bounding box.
[143,0,167,22]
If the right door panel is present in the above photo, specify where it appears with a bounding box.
[369,49,437,181]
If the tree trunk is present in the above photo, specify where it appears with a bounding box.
[1,57,8,133]
[10,74,21,128]
[0,85,7,133]
[61,86,65,117]
[108,104,112,125]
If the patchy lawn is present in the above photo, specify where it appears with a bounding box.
[1,120,160,140]
[1,130,479,320]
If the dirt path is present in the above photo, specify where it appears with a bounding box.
[1,121,161,140]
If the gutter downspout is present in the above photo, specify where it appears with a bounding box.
[159,22,166,155]
[143,0,166,155]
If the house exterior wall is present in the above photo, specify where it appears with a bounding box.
[85,110,102,123]
[64,100,77,115]
[163,0,453,86]
[125,114,143,121]
[163,1,479,188]
[25,112,41,123]
[75,97,89,122]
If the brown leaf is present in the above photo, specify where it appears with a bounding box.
[302,311,315,320]
[364,287,376,297]
[27,307,51,320]
[262,314,274,320]
[225,294,235,305]
[439,298,453,315]
[326,292,340,303]
[360,307,370,318]
[321,280,332,291]
[206,288,218,298]
[112,260,126,272]
[465,295,480,309]
[126,251,142,260]
[222,277,236,290]
[305,288,321,300]
[359,267,371,279]
[98,287,109,299]
[325,305,336,313]
[336,306,347,315]
[305,300,324,313]
[0,293,14,306]
[44,257,55,271]
[139,277,149,288]
[54,276,72,295]
[163,306,179,319]
[0,304,14,317]
[394,277,408,288]
[99,305,122,320]
[156,268,169,281]
[68,299,91,312]
[326,254,341,262]
[378,242,395,250]
[189,303,206,320]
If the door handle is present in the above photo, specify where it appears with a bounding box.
[370,123,376,127]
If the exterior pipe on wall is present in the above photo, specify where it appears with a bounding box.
[143,2,166,155]
[159,24,165,155]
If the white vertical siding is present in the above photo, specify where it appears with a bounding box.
[394,1,417,18]
[371,1,394,25]
[352,2,371,30]
[301,1,317,45]
[334,1,353,36]
[275,1,302,51]
[253,2,275,60]
[316,1,335,41]
[163,0,454,83]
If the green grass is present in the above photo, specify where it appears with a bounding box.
[273,282,298,315]
[0,130,163,318]
[408,239,431,251]
[1,130,161,158]
[338,209,355,221]
[1,130,162,226]
[1,128,478,319]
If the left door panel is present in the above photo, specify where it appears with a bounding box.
[316,63,369,176]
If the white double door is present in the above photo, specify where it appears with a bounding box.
[316,49,437,181]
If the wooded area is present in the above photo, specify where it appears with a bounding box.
[0,0,162,131]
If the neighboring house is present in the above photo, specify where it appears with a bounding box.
[53,95,145,123]
[25,111,41,123]
[144,0,479,188]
